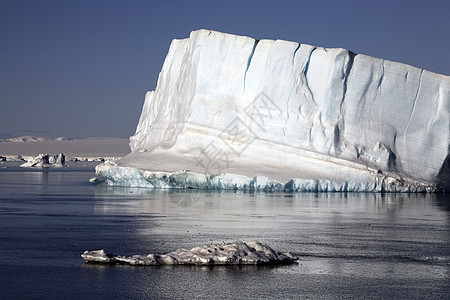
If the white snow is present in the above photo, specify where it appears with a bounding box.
[96,30,450,191]
[81,241,298,265]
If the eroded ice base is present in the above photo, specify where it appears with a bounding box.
[93,161,437,193]
[81,241,298,266]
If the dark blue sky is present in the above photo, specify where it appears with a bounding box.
[1,0,449,139]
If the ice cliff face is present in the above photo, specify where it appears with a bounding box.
[101,29,450,191]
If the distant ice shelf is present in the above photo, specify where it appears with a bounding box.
[81,241,298,266]
[0,136,74,143]
[93,29,450,192]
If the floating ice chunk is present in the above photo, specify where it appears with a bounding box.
[81,241,298,266]
[20,153,65,168]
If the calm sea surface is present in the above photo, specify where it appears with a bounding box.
[0,165,449,299]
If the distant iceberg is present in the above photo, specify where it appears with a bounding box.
[21,153,65,168]
[81,241,298,266]
[94,30,450,192]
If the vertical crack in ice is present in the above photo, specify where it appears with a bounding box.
[292,43,300,65]
[303,47,316,104]
[342,51,356,105]
[378,60,385,88]
[303,47,317,144]
[377,60,385,102]
[405,69,423,135]
[335,51,356,152]
[283,90,292,136]
[283,44,301,136]
[243,39,259,91]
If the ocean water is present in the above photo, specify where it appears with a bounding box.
[0,165,449,299]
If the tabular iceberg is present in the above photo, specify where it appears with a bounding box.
[95,29,450,192]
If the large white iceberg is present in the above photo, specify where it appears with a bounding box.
[95,30,450,192]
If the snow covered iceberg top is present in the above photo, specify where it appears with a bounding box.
[100,29,450,191]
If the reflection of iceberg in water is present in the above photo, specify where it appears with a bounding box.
[94,185,201,207]
[167,190,201,207]
[32,170,49,185]
[30,170,64,194]
[93,185,443,217]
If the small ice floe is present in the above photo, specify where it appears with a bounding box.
[89,176,105,183]
[81,241,298,266]
[20,153,65,168]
